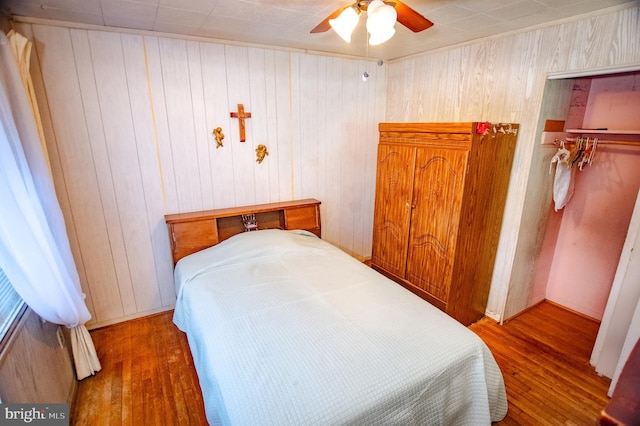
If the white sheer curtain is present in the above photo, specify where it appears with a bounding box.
[0,30,101,380]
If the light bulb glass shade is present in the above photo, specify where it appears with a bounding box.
[377,4,397,27]
[369,27,395,45]
[367,0,385,14]
[366,2,397,45]
[329,6,360,43]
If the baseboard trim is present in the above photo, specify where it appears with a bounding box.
[86,305,175,330]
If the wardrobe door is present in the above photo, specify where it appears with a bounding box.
[371,144,416,278]
[406,146,468,305]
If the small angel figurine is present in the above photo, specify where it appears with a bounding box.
[213,127,224,148]
[256,144,269,163]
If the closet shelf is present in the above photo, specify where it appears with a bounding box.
[564,129,640,146]
[541,130,640,146]
[566,129,640,135]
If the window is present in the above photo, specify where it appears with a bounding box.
[0,266,24,344]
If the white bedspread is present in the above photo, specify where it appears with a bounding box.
[173,229,507,425]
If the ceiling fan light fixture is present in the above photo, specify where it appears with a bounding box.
[329,6,360,43]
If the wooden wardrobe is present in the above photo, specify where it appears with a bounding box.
[371,122,519,325]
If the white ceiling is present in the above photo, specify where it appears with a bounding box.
[1,0,636,60]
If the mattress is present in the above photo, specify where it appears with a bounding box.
[173,229,507,425]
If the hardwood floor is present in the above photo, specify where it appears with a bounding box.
[71,311,208,425]
[72,301,611,425]
[469,301,611,425]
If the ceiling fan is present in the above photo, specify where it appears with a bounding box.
[311,1,434,44]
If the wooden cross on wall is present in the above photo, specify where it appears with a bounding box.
[230,104,252,142]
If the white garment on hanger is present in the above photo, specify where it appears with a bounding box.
[553,162,575,211]
[550,144,575,211]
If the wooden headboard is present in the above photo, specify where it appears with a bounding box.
[164,199,321,265]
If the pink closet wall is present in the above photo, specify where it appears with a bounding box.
[544,73,640,320]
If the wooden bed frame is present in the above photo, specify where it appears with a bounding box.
[164,199,321,265]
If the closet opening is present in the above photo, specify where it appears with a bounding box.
[512,66,640,395]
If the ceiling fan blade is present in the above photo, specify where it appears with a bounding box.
[394,0,434,32]
[310,5,351,33]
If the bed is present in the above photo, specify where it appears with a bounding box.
[172,227,508,425]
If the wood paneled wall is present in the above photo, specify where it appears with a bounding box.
[0,308,76,403]
[18,22,385,327]
[385,5,640,321]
